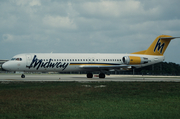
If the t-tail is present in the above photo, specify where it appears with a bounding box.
[131,35,180,55]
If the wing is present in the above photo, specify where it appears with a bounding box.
[79,64,139,71]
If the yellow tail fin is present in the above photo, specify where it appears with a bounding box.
[131,35,179,55]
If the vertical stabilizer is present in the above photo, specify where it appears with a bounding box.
[145,35,172,55]
[131,35,179,55]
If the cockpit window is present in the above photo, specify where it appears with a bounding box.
[11,58,16,60]
[11,58,22,61]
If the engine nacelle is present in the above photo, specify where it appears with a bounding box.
[122,56,148,65]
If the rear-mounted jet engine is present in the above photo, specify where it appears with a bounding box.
[122,56,148,65]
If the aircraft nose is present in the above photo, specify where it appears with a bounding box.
[2,62,10,71]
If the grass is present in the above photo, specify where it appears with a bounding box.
[0,81,180,119]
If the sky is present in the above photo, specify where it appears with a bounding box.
[0,0,180,64]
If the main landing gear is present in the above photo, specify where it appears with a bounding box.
[87,73,93,78]
[99,73,105,78]
[21,74,25,78]
[87,73,106,78]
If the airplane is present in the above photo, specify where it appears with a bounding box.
[2,35,180,78]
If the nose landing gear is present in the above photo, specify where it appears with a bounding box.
[21,74,25,78]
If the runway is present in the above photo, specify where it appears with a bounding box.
[1,74,180,82]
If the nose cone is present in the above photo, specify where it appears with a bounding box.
[2,62,11,71]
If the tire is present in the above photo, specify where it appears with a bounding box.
[99,73,105,78]
[87,73,93,78]
[21,74,25,78]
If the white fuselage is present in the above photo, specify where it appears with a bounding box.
[2,53,165,72]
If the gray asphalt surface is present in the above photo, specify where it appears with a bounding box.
[1,74,180,82]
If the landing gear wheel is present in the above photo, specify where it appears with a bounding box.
[87,73,93,78]
[99,73,105,78]
[21,74,25,78]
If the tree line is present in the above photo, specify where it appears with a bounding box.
[133,62,180,75]
[60,62,180,75]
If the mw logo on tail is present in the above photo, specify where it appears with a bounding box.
[154,39,165,54]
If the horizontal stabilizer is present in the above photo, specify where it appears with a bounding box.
[160,37,180,39]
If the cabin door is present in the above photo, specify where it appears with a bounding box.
[26,55,32,67]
